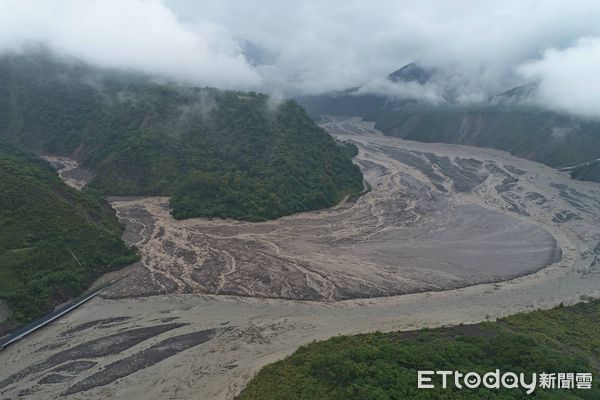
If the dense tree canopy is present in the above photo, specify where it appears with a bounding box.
[0,141,138,322]
[0,51,363,221]
[239,301,600,400]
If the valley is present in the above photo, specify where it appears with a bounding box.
[40,156,94,191]
[1,117,600,399]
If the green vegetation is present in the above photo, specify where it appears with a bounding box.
[238,301,600,399]
[0,140,138,322]
[0,51,363,221]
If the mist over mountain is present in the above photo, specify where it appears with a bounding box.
[3,3,600,397]
[296,61,600,182]
[2,1,600,118]
[0,51,363,221]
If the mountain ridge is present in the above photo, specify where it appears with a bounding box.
[296,63,600,179]
[0,140,138,323]
[0,51,364,221]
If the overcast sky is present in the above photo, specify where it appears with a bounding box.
[2,0,600,117]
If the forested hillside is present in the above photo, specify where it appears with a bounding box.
[239,300,600,399]
[0,51,363,221]
[0,141,138,322]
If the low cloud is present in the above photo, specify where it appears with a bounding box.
[357,78,445,104]
[0,0,261,89]
[2,0,600,117]
[518,37,600,118]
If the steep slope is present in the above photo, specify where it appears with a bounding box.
[570,160,600,182]
[296,90,388,121]
[373,105,600,168]
[0,141,138,322]
[296,63,600,179]
[387,62,434,84]
[297,63,434,119]
[0,51,363,221]
[239,300,600,400]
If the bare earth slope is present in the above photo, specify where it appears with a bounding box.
[1,116,600,399]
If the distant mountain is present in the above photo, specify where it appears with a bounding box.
[387,62,434,84]
[0,51,363,221]
[0,140,137,323]
[492,82,539,104]
[296,63,600,182]
[373,106,600,169]
[295,90,388,121]
[570,159,600,183]
[297,63,435,118]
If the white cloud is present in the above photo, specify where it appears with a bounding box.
[0,0,261,89]
[518,37,600,118]
[3,0,600,116]
[166,0,600,99]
